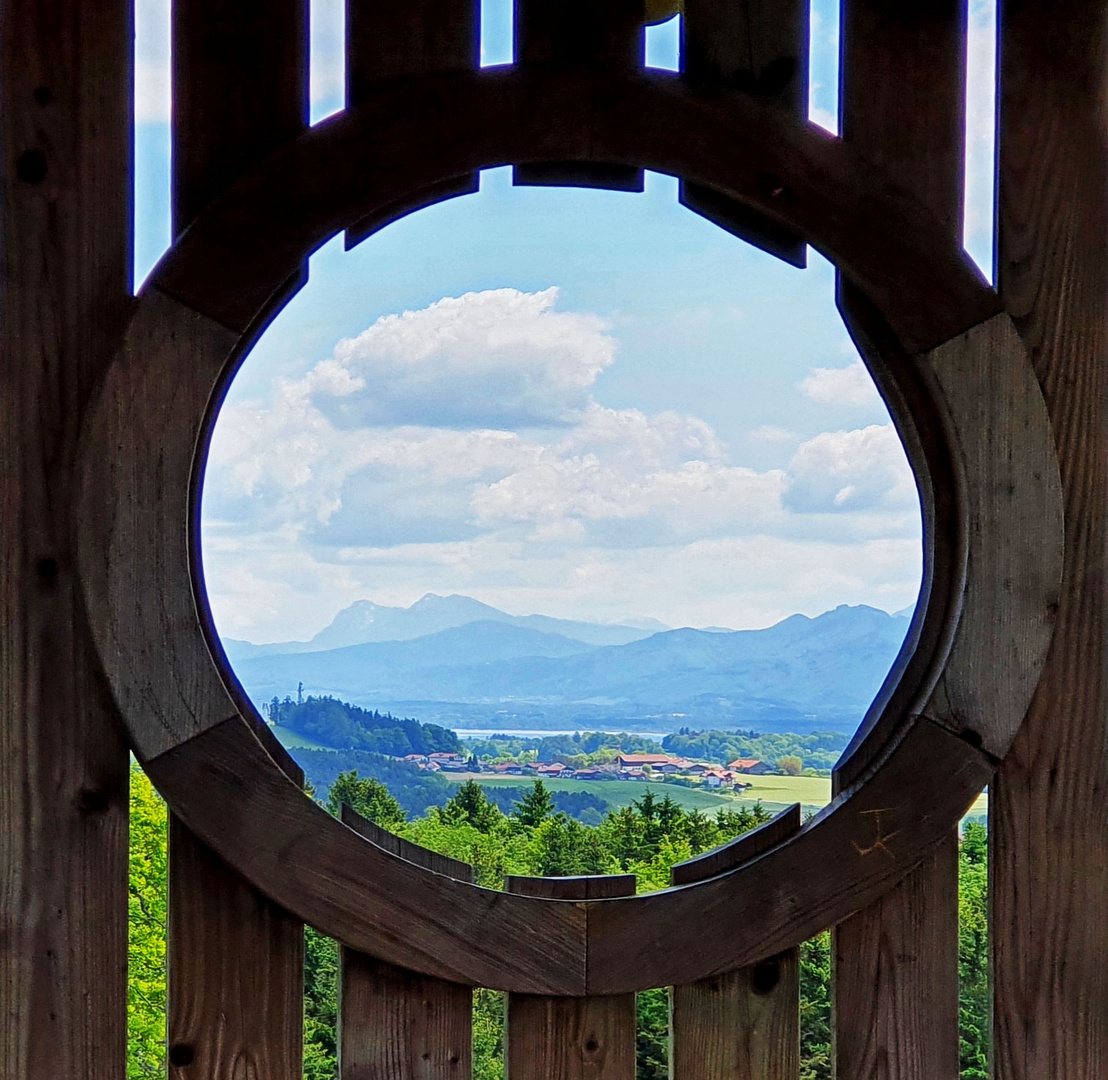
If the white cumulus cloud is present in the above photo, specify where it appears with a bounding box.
[800,359,882,407]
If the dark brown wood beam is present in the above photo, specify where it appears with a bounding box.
[993,3,1108,1076]
[833,4,966,1079]
[0,0,133,1077]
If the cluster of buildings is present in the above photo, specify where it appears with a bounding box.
[400,750,773,787]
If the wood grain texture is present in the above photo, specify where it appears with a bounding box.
[833,8,968,1078]
[506,875,636,1080]
[671,954,799,1080]
[670,808,800,1080]
[833,837,959,1080]
[150,68,1001,351]
[340,952,473,1080]
[0,0,132,1077]
[173,0,308,233]
[513,0,644,189]
[670,803,800,886]
[339,806,474,1079]
[680,0,808,264]
[168,815,304,1080]
[993,3,1108,1077]
[345,0,479,245]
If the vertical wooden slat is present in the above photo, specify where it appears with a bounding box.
[168,8,309,1065]
[0,0,132,1077]
[172,0,309,234]
[833,6,966,1080]
[670,806,801,1080]
[679,0,808,266]
[339,805,474,1079]
[513,0,644,190]
[168,726,305,1079]
[993,3,1108,1078]
[345,0,481,246]
[505,875,637,1080]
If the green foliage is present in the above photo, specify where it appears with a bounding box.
[292,748,452,817]
[777,754,804,776]
[473,989,505,1080]
[270,695,460,756]
[513,779,556,827]
[636,989,669,1080]
[800,933,832,1080]
[326,770,407,830]
[128,762,168,1080]
[661,729,848,774]
[124,754,993,1080]
[959,822,989,1079]
[303,928,339,1080]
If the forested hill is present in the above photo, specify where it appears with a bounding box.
[268,695,461,756]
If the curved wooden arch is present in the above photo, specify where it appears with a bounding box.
[76,67,1062,995]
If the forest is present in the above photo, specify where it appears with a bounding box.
[127,762,989,1080]
[268,694,461,756]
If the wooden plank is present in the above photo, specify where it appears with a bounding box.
[172,0,309,234]
[679,0,808,265]
[0,0,132,1077]
[340,953,473,1080]
[506,875,636,1080]
[670,810,801,1080]
[513,0,644,190]
[339,804,474,1079]
[167,816,304,1080]
[832,837,959,1080]
[992,2,1108,1077]
[832,6,967,1079]
[345,0,479,246]
[671,803,800,886]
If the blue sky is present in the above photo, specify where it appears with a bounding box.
[134,0,995,643]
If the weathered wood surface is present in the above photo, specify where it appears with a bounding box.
[172,0,308,233]
[150,68,1001,351]
[506,875,636,1080]
[168,815,304,1080]
[671,803,800,885]
[992,3,1108,1077]
[0,0,132,1077]
[345,0,479,245]
[833,839,959,1080]
[671,808,800,1080]
[513,0,644,188]
[680,0,807,264]
[340,807,474,1080]
[82,63,1057,994]
[832,8,968,1077]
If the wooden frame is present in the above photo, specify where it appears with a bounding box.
[76,66,1062,995]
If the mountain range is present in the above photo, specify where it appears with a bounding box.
[226,596,912,735]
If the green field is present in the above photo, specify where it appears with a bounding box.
[270,725,328,750]
[459,772,989,820]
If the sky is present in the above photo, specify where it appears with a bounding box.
[134,0,997,644]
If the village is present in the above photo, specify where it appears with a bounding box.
[397,750,778,788]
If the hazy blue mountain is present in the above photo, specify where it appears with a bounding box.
[232,604,911,735]
[222,593,661,663]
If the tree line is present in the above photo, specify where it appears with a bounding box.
[127,762,989,1080]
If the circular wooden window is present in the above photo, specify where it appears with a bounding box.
[77,67,1061,994]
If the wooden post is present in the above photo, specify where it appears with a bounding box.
[339,806,474,1080]
[832,5,966,1078]
[505,875,637,1080]
[168,722,305,1079]
[670,807,801,1080]
[679,0,808,265]
[992,3,1108,1077]
[0,0,133,1077]
[344,0,480,246]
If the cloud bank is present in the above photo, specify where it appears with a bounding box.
[203,288,921,639]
